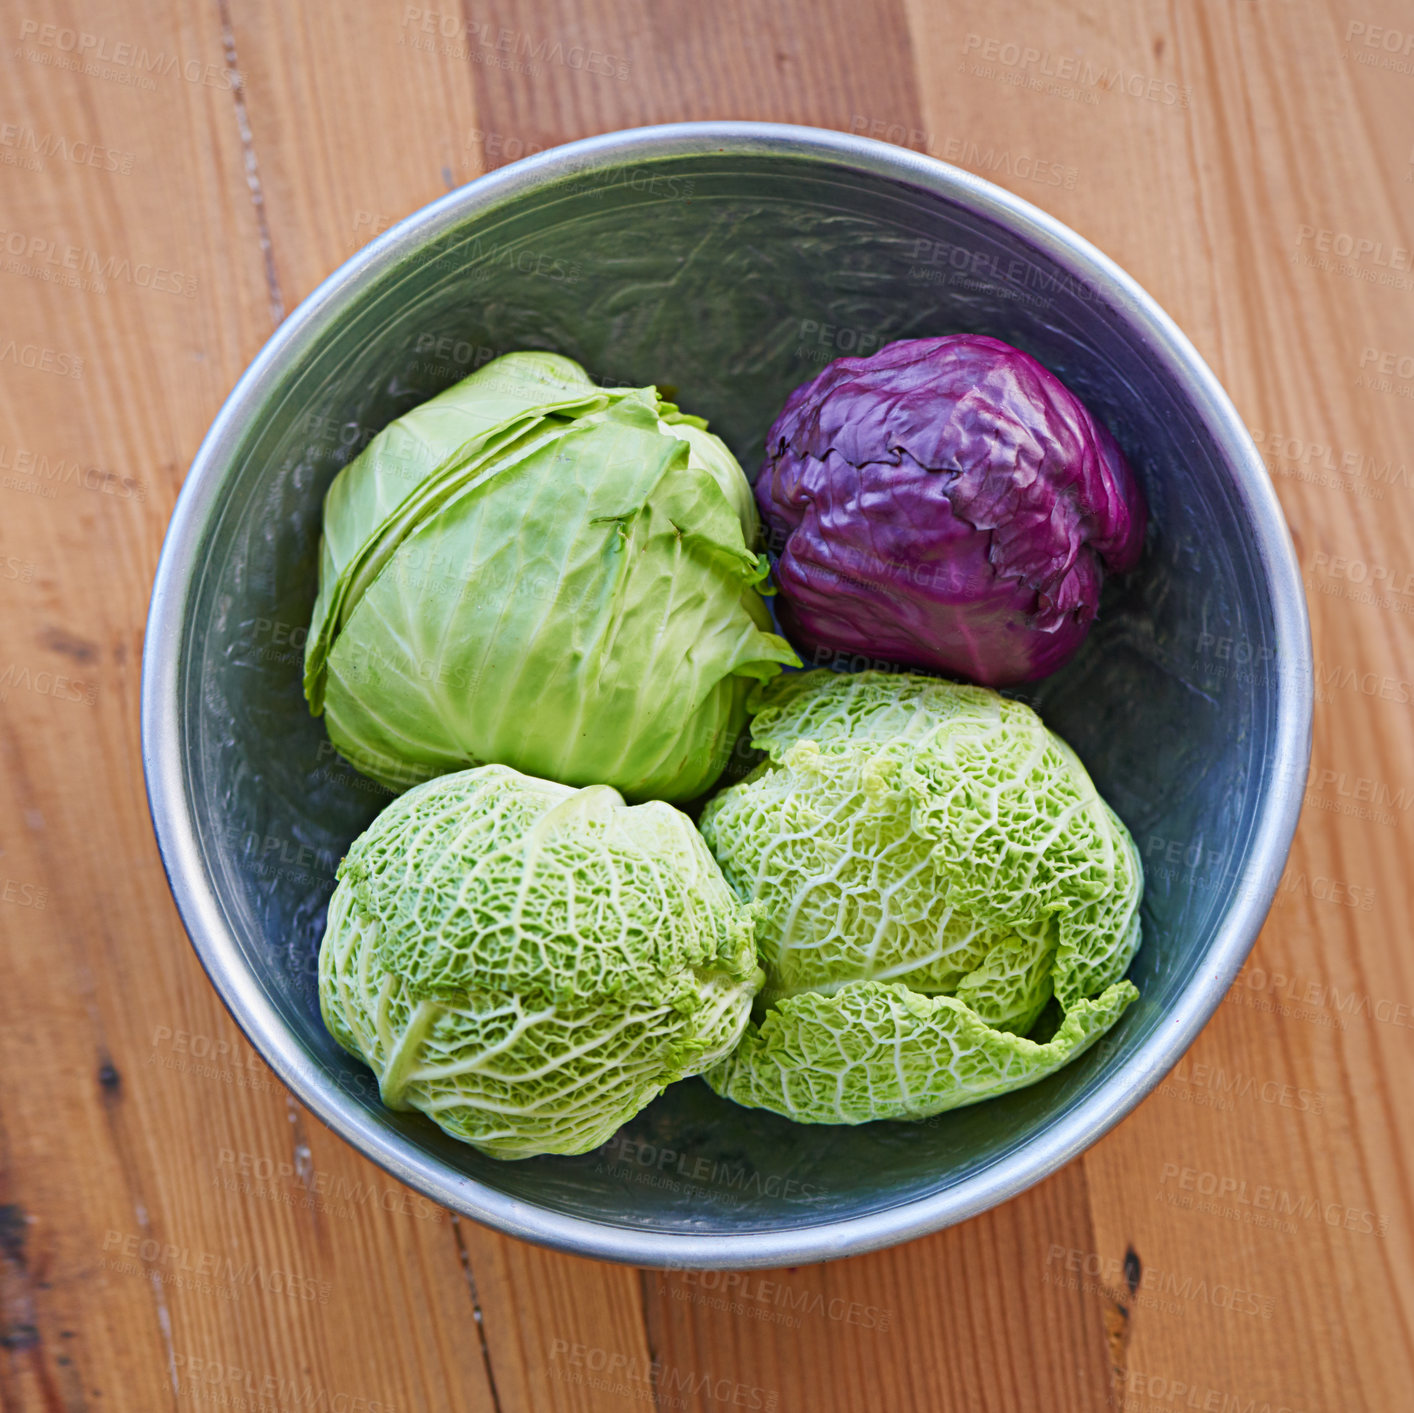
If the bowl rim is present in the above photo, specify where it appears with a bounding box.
[142,119,1313,1268]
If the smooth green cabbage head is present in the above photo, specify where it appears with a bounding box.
[303,350,797,802]
[319,765,762,1159]
[699,670,1142,1125]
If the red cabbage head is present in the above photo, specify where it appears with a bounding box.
[756,335,1147,686]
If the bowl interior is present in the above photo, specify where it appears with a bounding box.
[174,140,1291,1243]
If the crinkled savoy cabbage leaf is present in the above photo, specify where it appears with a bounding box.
[705,978,1137,1123]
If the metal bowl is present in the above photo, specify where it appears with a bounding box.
[142,122,1312,1268]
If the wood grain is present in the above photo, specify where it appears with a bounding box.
[0,0,1409,1408]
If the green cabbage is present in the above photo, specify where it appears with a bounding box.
[303,351,797,802]
[700,670,1142,1124]
[319,764,762,1159]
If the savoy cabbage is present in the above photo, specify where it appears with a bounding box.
[700,670,1142,1124]
[319,764,762,1158]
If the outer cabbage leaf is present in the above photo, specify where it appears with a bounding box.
[704,978,1138,1124]
[306,352,610,707]
[669,417,762,548]
[319,765,762,1159]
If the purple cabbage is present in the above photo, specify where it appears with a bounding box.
[756,335,1147,686]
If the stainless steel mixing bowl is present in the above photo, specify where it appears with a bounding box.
[142,122,1312,1267]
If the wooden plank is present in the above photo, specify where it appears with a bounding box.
[0,0,1411,1408]
[639,1161,1116,1413]
[0,2,495,1410]
[0,0,291,1403]
[900,1,1414,1408]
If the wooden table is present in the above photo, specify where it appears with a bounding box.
[2,1,1410,1408]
